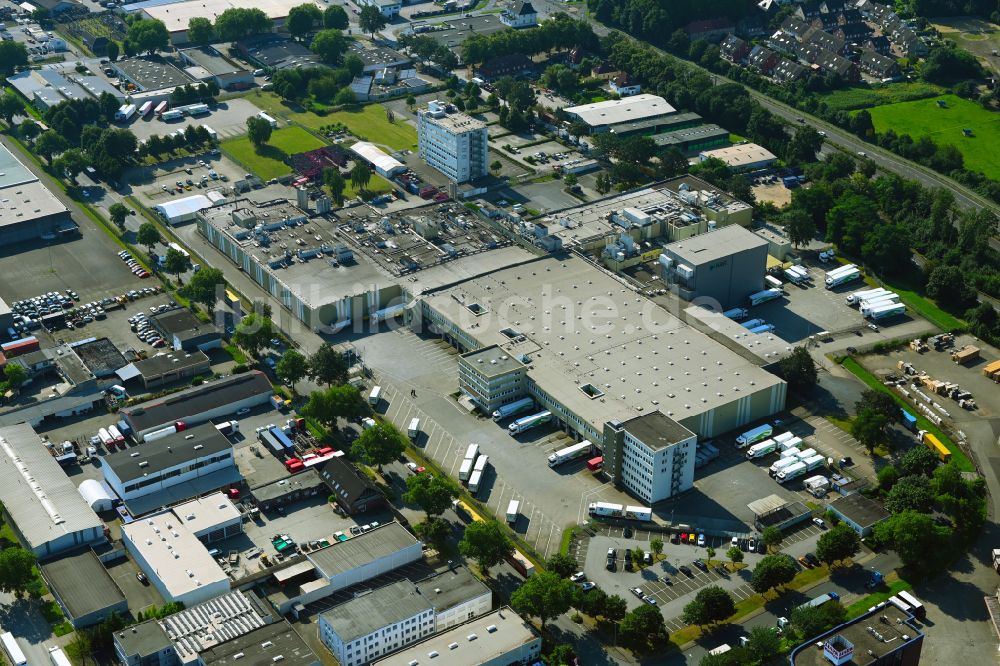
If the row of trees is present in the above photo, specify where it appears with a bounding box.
[397,33,459,71]
[270,66,356,106]
[461,13,598,64]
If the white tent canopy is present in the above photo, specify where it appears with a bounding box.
[78,479,114,512]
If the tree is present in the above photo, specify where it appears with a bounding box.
[750,554,796,594]
[877,464,900,490]
[125,18,169,54]
[782,208,817,248]
[35,131,69,163]
[300,384,367,427]
[4,363,27,389]
[214,7,272,41]
[311,28,347,63]
[726,545,744,568]
[66,629,94,665]
[187,17,215,45]
[246,116,273,148]
[233,313,276,357]
[180,266,226,311]
[778,346,817,391]
[922,46,982,84]
[898,445,939,478]
[546,644,576,666]
[323,168,347,204]
[563,172,578,189]
[885,474,934,513]
[656,146,688,179]
[852,408,888,452]
[926,265,976,310]
[761,526,783,550]
[351,421,406,471]
[595,172,612,194]
[786,126,824,163]
[0,91,22,126]
[324,4,349,29]
[815,524,861,566]
[350,161,372,191]
[604,594,628,622]
[546,553,578,579]
[287,3,322,40]
[619,604,668,653]
[458,519,513,575]
[0,547,36,596]
[414,517,451,552]
[275,349,308,388]
[136,222,161,254]
[334,87,355,106]
[404,473,457,519]
[307,343,349,385]
[53,148,87,183]
[162,248,189,282]
[792,601,846,640]
[682,585,735,627]
[0,42,28,77]
[745,626,781,663]
[856,390,901,425]
[344,53,365,78]
[359,5,388,37]
[650,537,663,558]
[510,571,575,629]
[18,119,40,141]
[874,510,950,570]
[490,160,502,176]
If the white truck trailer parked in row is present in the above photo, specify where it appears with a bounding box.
[825,263,857,280]
[777,461,807,483]
[548,440,592,467]
[746,439,778,459]
[826,267,861,289]
[506,500,520,524]
[770,456,799,477]
[860,295,900,314]
[468,469,483,494]
[846,287,890,306]
[459,457,476,481]
[588,502,653,521]
[779,447,801,459]
[773,431,795,444]
[795,447,817,460]
[778,436,803,451]
[736,424,773,448]
[867,302,906,321]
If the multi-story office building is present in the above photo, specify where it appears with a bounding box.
[417,101,488,183]
[604,412,697,504]
[458,346,528,415]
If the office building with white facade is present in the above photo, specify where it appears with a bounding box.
[603,412,697,504]
[457,346,528,416]
[101,424,236,511]
[417,101,488,183]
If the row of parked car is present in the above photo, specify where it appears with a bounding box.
[118,250,151,278]
[129,312,167,348]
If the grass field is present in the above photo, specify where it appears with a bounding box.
[221,126,326,180]
[867,94,1000,180]
[245,92,418,152]
[822,82,944,112]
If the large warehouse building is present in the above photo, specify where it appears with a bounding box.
[564,94,676,133]
[128,0,323,43]
[420,254,786,444]
[0,424,105,557]
[659,224,769,309]
[0,143,74,247]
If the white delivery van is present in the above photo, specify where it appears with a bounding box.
[368,385,382,405]
[407,418,420,438]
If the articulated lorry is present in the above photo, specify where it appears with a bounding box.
[845,287,890,306]
[508,410,551,435]
[740,318,766,330]
[770,456,799,477]
[867,302,906,321]
[588,502,653,521]
[492,397,534,421]
[735,424,773,448]
[548,440,592,467]
[825,266,861,289]
[749,289,782,306]
[779,454,825,483]
[723,307,749,320]
[746,438,778,459]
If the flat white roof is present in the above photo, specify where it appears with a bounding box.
[139,0,323,33]
[350,141,404,174]
[699,142,778,168]
[154,194,213,220]
[171,492,241,535]
[122,512,228,599]
[564,94,675,128]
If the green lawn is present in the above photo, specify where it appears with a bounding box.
[867,94,1000,180]
[840,357,974,471]
[822,82,944,112]
[343,173,393,201]
[221,126,326,180]
[245,92,418,152]
[845,578,912,619]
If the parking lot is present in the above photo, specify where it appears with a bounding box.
[750,260,932,346]
[125,98,263,143]
[126,150,244,208]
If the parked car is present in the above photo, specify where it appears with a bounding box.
[693,558,708,572]
[571,572,586,582]
[630,587,643,598]
[580,582,595,592]
[813,518,826,529]
[643,595,657,605]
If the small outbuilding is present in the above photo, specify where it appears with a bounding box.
[154,194,214,225]
[77,479,115,512]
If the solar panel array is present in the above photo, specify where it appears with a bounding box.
[162,591,266,658]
